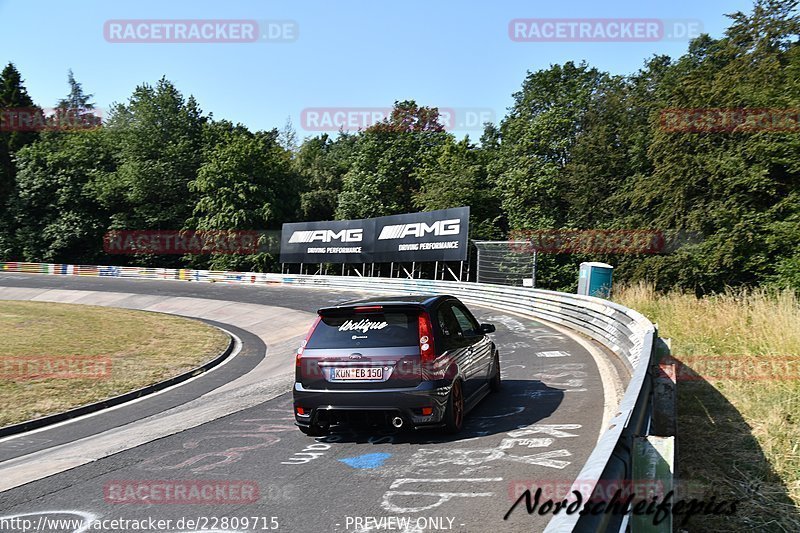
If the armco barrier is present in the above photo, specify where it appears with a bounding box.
[0,262,666,532]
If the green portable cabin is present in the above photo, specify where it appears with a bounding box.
[577,262,613,298]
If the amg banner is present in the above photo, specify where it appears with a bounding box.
[280,207,470,264]
[372,207,469,263]
[279,218,373,264]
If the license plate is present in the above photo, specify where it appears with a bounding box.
[331,367,383,381]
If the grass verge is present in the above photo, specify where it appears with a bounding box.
[615,284,800,532]
[0,301,230,427]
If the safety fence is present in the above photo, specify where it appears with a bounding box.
[0,261,671,532]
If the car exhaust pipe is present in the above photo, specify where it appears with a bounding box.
[391,416,404,428]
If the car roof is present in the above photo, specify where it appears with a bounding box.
[318,294,455,313]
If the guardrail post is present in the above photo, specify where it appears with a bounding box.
[651,337,676,437]
[630,436,675,533]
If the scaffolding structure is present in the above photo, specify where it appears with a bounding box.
[473,241,537,287]
[281,260,467,281]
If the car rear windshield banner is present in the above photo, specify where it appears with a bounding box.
[280,207,470,264]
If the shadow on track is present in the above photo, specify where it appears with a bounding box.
[314,379,564,445]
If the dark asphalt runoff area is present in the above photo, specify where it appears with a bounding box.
[0,273,608,533]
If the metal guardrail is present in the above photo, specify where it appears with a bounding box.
[0,262,665,532]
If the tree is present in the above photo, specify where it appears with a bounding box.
[0,63,39,257]
[100,78,206,236]
[414,137,503,239]
[490,62,607,231]
[12,128,116,263]
[368,100,446,133]
[8,71,113,263]
[54,69,101,130]
[336,100,450,219]
[188,128,300,271]
[295,132,356,221]
[487,62,609,289]
[277,116,298,152]
[623,0,800,292]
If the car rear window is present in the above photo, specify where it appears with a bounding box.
[306,311,419,349]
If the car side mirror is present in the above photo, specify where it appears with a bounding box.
[479,323,496,334]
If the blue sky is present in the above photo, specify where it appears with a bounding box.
[0,0,755,140]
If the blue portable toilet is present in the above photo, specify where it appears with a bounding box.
[577,262,613,298]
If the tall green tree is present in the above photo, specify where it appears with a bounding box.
[414,136,503,239]
[488,62,609,289]
[54,69,101,130]
[188,128,300,271]
[295,132,356,221]
[12,129,115,263]
[100,78,206,235]
[624,0,800,292]
[0,63,39,257]
[491,61,607,231]
[9,71,113,263]
[336,100,450,219]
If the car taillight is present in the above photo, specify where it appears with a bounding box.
[296,315,322,366]
[354,305,383,313]
[418,312,435,365]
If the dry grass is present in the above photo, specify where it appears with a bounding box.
[615,283,800,531]
[0,301,230,427]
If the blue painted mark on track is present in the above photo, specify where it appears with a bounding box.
[338,452,392,469]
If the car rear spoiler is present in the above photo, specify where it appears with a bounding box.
[317,303,426,316]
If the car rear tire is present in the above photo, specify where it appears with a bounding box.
[443,380,465,434]
[489,350,501,392]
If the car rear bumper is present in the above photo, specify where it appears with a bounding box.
[293,378,452,429]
